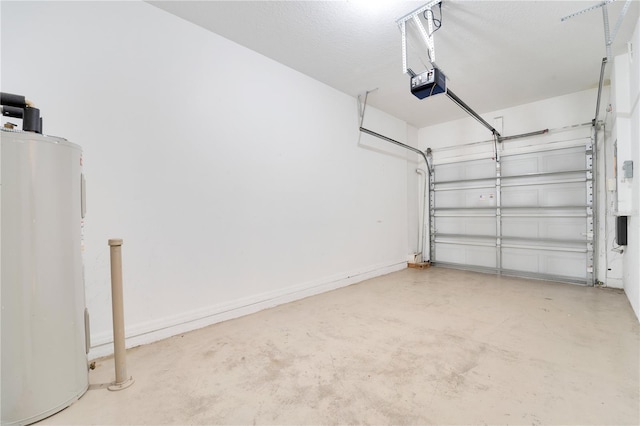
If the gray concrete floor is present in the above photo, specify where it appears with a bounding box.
[41,267,639,425]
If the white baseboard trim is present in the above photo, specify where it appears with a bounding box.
[605,277,624,289]
[89,260,407,360]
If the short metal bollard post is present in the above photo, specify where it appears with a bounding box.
[107,238,134,391]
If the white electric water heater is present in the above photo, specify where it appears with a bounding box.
[1,128,89,425]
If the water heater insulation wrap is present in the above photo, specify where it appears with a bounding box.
[1,130,88,425]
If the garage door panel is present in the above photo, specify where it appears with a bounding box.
[436,189,497,208]
[436,243,496,268]
[543,252,587,279]
[466,246,497,268]
[501,147,585,174]
[502,217,585,240]
[500,157,538,175]
[540,183,586,206]
[502,182,585,207]
[435,160,495,181]
[436,217,496,235]
[501,188,539,206]
[502,247,586,279]
[542,150,586,172]
[501,249,539,273]
[544,220,586,240]
[435,244,465,264]
[501,218,540,238]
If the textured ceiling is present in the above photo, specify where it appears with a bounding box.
[149,1,639,128]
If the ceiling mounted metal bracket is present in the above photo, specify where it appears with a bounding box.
[561,0,615,22]
[609,0,633,51]
[561,0,633,60]
[397,0,442,74]
[602,3,613,59]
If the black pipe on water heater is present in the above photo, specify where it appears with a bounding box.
[23,107,42,134]
[0,92,27,108]
[0,92,42,133]
[1,105,24,118]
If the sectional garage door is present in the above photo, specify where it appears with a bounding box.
[429,128,595,284]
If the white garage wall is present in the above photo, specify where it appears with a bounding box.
[406,124,424,261]
[615,17,640,322]
[1,1,413,357]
